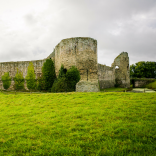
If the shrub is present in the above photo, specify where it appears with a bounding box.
[36,75,46,91]
[51,77,67,92]
[58,65,67,78]
[51,65,80,92]
[13,69,25,90]
[1,72,11,90]
[42,59,56,91]
[66,66,80,91]
[146,81,156,89]
[26,62,36,91]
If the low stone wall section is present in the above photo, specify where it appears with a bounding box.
[98,64,115,89]
[131,78,155,88]
[76,80,99,92]
[0,59,46,90]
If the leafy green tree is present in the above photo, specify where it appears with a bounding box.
[66,66,80,91]
[26,62,36,90]
[1,72,11,90]
[58,64,67,78]
[130,61,156,78]
[51,77,67,92]
[51,65,67,92]
[36,74,45,91]
[42,59,56,91]
[13,68,25,90]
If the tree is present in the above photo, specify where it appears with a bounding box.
[58,64,67,78]
[66,66,80,91]
[13,68,25,90]
[26,62,36,90]
[36,74,46,91]
[130,61,156,78]
[42,59,56,91]
[51,65,67,92]
[51,77,67,92]
[1,72,11,90]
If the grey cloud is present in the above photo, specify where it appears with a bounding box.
[24,14,38,26]
[0,0,156,66]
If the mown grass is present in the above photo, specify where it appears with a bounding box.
[0,92,156,155]
[101,87,129,92]
[146,81,156,90]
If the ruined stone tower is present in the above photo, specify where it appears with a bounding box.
[111,52,130,88]
[54,37,99,92]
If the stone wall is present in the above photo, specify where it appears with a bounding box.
[0,37,130,92]
[111,52,130,88]
[54,37,98,81]
[0,59,46,90]
[54,37,99,92]
[131,78,155,88]
[47,50,55,62]
[98,64,115,89]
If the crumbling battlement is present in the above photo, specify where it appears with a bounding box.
[0,37,130,91]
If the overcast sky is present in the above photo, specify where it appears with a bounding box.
[0,0,156,66]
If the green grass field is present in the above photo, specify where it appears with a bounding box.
[100,88,129,92]
[0,92,156,155]
[146,81,156,90]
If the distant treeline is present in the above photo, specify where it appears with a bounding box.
[130,61,156,78]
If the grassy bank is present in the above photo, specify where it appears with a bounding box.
[100,88,129,92]
[0,92,156,155]
[146,81,156,90]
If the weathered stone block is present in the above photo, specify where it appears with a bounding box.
[76,80,100,92]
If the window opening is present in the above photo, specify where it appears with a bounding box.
[63,68,67,74]
[115,66,119,69]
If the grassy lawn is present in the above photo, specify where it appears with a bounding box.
[0,92,156,155]
[146,81,156,90]
[101,87,129,92]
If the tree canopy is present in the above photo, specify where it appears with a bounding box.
[42,59,56,91]
[13,68,25,90]
[130,61,156,78]
[26,62,36,90]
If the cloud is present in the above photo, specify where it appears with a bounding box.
[0,0,156,66]
[24,14,38,26]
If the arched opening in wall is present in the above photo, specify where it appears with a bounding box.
[127,64,129,70]
[115,66,119,69]
[63,68,67,74]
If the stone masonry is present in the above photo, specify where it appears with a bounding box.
[98,52,130,89]
[0,37,130,91]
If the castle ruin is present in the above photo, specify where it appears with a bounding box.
[0,37,130,91]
